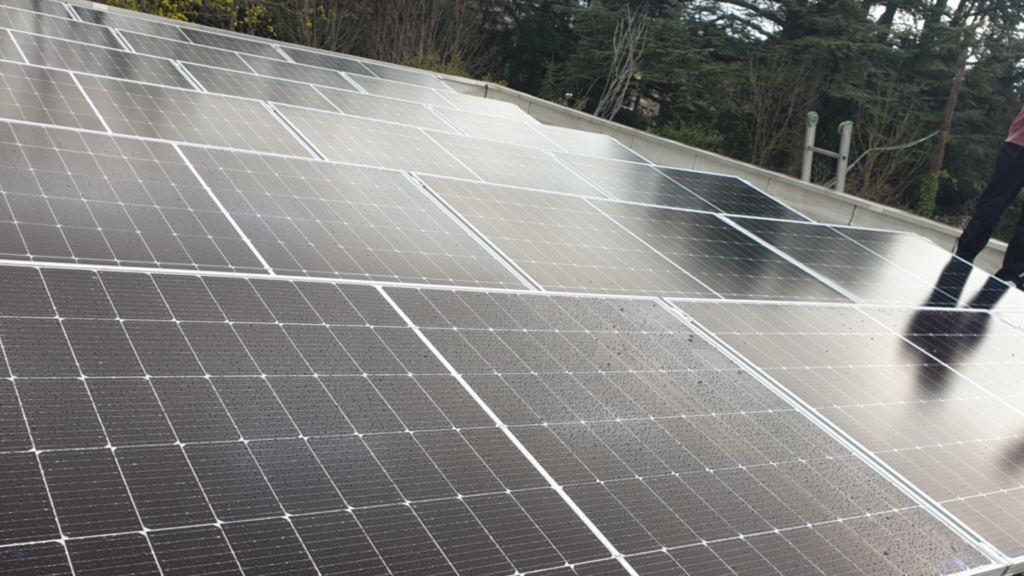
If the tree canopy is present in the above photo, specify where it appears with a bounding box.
[105,0,1024,239]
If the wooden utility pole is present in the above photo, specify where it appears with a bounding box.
[930,48,969,174]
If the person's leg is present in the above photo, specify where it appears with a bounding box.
[995,209,1024,287]
[955,142,1024,262]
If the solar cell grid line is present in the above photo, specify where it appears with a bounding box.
[658,167,811,221]
[426,132,606,197]
[118,30,254,73]
[314,86,460,133]
[590,201,851,303]
[0,28,26,62]
[0,5,122,49]
[434,107,565,149]
[361,60,455,91]
[0,61,106,132]
[71,4,190,41]
[345,72,457,109]
[179,145,529,288]
[181,63,337,112]
[11,30,194,89]
[181,26,285,61]
[279,45,373,76]
[5,0,72,17]
[277,104,478,179]
[240,53,359,92]
[75,74,313,157]
[531,124,650,163]
[0,120,269,272]
[436,89,541,123]
[672,300,1024,563]
[731,216,960,306]
[385,286,997,575]
[420,176,719,298]
[555,152,718,213]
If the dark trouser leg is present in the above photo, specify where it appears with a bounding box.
[955,142,1024,263]
[996,210,1024,284]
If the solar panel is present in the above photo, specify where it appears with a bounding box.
[362,60,453,91]
[660,167,810,221]
[435,106,562,148]
[13,31,193,89]
[71,4,189,41]
[346,73,456,108]
[277,104,475,178]
[535,123,649,162]
[6,0,71,17]
[677,300,1024,560]
[316,87,458,133]
[0,61,105,131]
[181,27,284,60]
[593,201,850,302]
[183,63,337,111]
[0,121,266,272]
[181,145,527,287]
[428,131,603,195]
[0,29,22,62]
[119,30,252,72]
[732,217,958,305]
[0,5,121,48]
[556,152,718,211]
[240,53,359,92]
[279,45,372,75]
[421,177,719,297]
[76,74,312,157]
[437,89,539,122]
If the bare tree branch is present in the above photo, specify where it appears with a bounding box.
[594,5,650,120]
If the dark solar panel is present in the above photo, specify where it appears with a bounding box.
[76,74,312,157]
[594,201,849,302]
[277,104,476,178]
[660,167,810,220]
[119,30,252,72]
[679,300,1024,559]
[182,145,527,288]
[0,121,267,272]
[429,132,604,196]
[422,177,718,298]
[12,31,193,89]
[71,4,189,41]
[240,53,358,91]
[557,152,718,211]
[0,61,105,131]
[183,63,336,111]
[0,5,121,48]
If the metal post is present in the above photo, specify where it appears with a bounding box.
[835,121,854,194]
[801,112,818,182]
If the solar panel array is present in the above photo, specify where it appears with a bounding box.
[0,1,1022,575]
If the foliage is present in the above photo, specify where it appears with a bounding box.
[916,170,954,218]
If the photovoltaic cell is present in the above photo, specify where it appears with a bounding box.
[422,177,717,298]
[71,4,190,41]
[183,63,336,112]
[534,123,649,162]
[5,0,71,17]
[278,104,475,178]
[0,266,641,576]
[733,217,954,305]
[557,152,718,211]
[316,87,457,133]
[594,201,849,302]
[76,74,312,157]
[678,300,1024,559]
[361,61,452,91]
[240,53,358,92]
[0,30,22,62]
[279,46,372,75]
[345,73,455,108]
[181,27,284,60]
[660,167,809,220]
[390,286,992,575]
[428,131,602,196]
[0,121,266,271]
[0,5,121,48]
[0,61,105,131]
[435,107,562,148]
[437,89,539,122]
[12,31,193,89]
[182,145,525,288]
[119,30,252,72]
